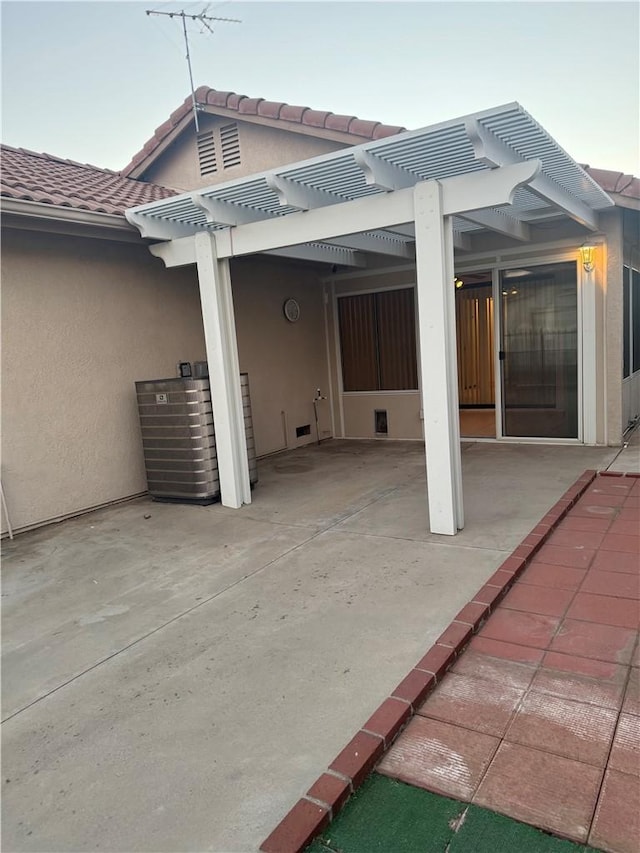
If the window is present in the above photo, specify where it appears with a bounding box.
[338,288,418,391]
[623,266,640,379]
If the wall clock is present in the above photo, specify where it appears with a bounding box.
[283,298,301,323]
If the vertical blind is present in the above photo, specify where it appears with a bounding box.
[338,288,418,391]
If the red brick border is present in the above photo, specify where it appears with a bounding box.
[259,469,599,853]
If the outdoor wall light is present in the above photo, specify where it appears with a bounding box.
[579,243,596,273]
[454,277,464,289]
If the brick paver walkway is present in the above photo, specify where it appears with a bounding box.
[378,473,639,853]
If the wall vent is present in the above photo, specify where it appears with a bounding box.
[220,122,241,169]
[296,424,311,438]
[197,130,217,176]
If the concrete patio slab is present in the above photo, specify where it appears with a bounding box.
[1,440,619,852]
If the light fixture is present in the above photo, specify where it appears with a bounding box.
[579,243,596,273]
[454,277,464,289]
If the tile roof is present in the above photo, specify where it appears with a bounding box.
[1,145,176,217]
[120,86,407,177]
[580,165,640,201]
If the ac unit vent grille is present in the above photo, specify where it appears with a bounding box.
[197,130,217,176]
[220,122,241,169]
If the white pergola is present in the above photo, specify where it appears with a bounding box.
[126,102,612,535]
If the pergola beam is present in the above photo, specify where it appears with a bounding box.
[213,161,541,259]
[327,232,415,258]
[267,244,367,267]
[458,208,531,241]
[353,149,417,191]
[191,194,267,226]
[465,120,599,231]
[125,211,201,241]
[265,174,339,210]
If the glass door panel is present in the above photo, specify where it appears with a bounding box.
[500,262,578,438]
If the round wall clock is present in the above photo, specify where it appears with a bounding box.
[283,298,301,323]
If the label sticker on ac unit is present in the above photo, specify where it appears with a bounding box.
[155,393,168,404]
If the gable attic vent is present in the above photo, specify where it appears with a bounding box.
[197,130,217,176]
[220,122,241,169]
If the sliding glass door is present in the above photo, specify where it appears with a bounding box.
[500,262,578,438]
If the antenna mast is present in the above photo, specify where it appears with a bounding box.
[146,8,241,132]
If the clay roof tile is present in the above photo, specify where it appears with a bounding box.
[225,93,247,110]
[257,100,284,119]
[348,118,381,138]
[278,104,308,123]
[324,113,355,133]
[204,89,235,107]
[238,97,263,115]
[301,109,332,128]
[372,123,407,140]
[1,144,176,218]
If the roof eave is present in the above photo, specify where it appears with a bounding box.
[1,197,142,241]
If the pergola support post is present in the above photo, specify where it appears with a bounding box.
[194,231,251,508]
[414,181,464,535]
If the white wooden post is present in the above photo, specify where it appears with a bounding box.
[194,231,251,508]
[414,180,464,535]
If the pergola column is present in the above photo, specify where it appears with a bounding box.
[194,231,251,508]
[414,180,464,535]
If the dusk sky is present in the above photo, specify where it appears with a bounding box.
[1,1,638,175]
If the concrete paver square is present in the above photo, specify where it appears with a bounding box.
[579,569,640,600]
[451,649,537,691]
[417,672,525,737]
[533,544,596,570]
[529,665,627,710]
[501,584,575,618]
[590,550,640,574]
[548,528,606,549]
[565,592,640,629]
[608,713,640,777]
[477,608,560,649]
[519,562,586,592]
[549,619,637,664]
[589,768,640,853]
[504,690,618,767]
[600,532,640,553]
[377,715,499,802]
[474,741,602,843]
[467,635,545,665]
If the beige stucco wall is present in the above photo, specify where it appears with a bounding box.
[231,257,332,456]
[141,115,349,192]
[1,228,206,534]
[600,210,625,443]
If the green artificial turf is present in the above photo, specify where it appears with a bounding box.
[449,804,593,853]
[308,773,599,853]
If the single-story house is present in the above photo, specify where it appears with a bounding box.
[2,87,639,536]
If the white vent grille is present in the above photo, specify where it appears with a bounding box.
[197,131,217,176]
[220,122,241,169]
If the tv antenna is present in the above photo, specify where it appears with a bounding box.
[146,7,241,132]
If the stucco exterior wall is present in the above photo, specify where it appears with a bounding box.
[600,210,625,443]
[141,115,348,192]
[1,228,206,534]
[231,257,332,456]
